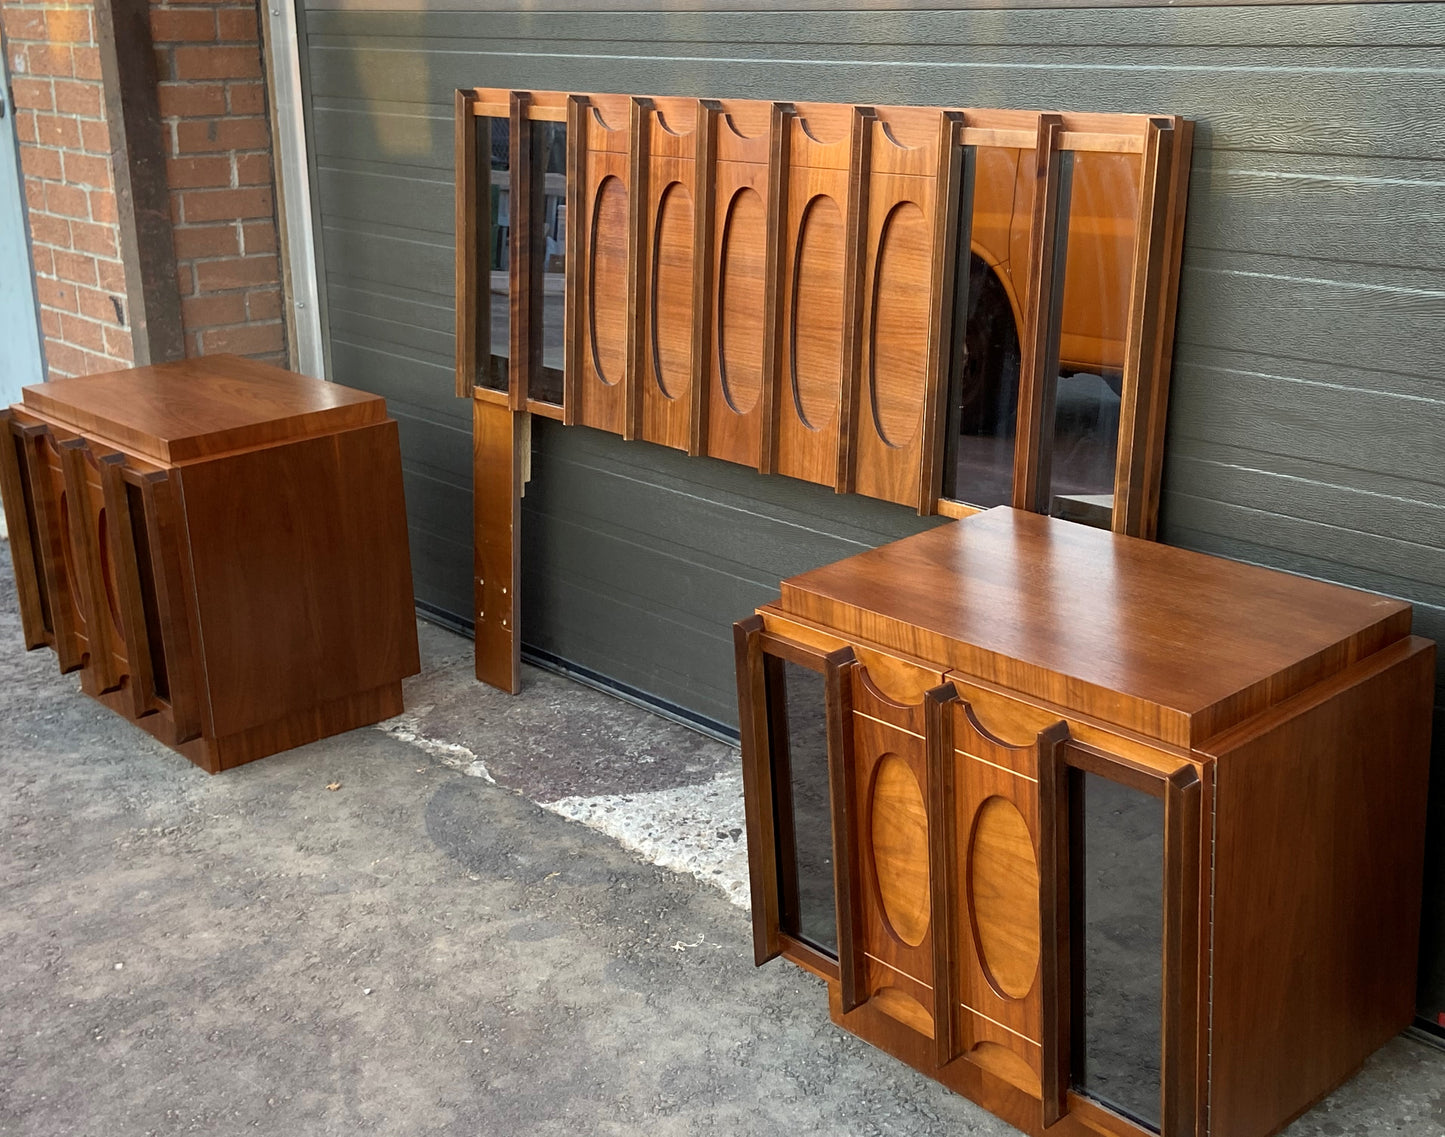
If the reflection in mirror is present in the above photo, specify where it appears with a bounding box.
[530,119,568,405]
[943,146,1029,508]
[1071,768,1164,1132]
[767,657,838,958]
[1046,151,1142,529]
[479,115,510,392]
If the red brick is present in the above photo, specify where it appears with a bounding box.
[167,155,231,188]
[199,321,284,355]
[34,113,81,149]
[28,213,71,248]
[96,258,127,291]
[14,110,37,144]
[40,308,63,338]
[30,245,55,276]
[20,147,63,180]
[103,324,132,359]
[173,45,261,81]
[46,182,90,220]
[53,79,102,117]
[175,263,195,296]
[36,276,77,312]
[172,223,240,259]
[70,220,117,258]
[79,119,111,153]
[216,6,259,41]
[10,78,54,112]
[24,177,47,212]
[150,7,216,41]
[152,44,174,82]
[46,9,93,45]
[77,286,124,325]
[89,190,117,224]
[72,47,102,81]
[182,292,248,327]
[228,81,267,116]
[60,312,107,352]
[181,186,271,223]
[241,220,276,255]
[45,341,87,378]
[175,116,269,154]
[247,288,283,321]
[195,255,276,291]
[63,151,111,189]
[157,81,227,118]
[234,151,272,186]
[52,250,99,286]
[2,7,47,40]
[24,44,74,77]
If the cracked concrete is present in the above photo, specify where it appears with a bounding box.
[0,553,1442,1136]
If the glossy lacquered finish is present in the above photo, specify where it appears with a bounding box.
[0,356,421,773]
[736,507,1435,1137]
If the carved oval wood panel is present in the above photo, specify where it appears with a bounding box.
[869,200,931,448]
[650,181,694,400]
[789,194,845,431]
[869,754,930,947]
[589,175,629,386]
[716,187,767,415]
[967,795,1041,999]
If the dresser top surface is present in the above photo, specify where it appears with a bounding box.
[777,507,1413,747]
[21,356,385,464]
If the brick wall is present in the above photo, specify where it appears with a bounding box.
[150,0,286,364]
[2,0,134,378]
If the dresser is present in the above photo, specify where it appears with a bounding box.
[0,356,420,773]
[734,506,1434,1137]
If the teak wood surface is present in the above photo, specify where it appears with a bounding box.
[0,357,421,774]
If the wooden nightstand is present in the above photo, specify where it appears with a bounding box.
[0,355,421,773]
[735,506,1435,1137]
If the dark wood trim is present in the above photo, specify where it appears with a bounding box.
[757,101,793,476]
[95,0,183,365]
[623,96,651,441]
[924,680,960,1066]
[508,90,534,412]
[58,440,121,694]
[689,100,720,458]
[562,95,587,425]
[834,105,875,495]
[826,649,864,1011]
[21,425,85,674]
[1037,720,1072,1125]
[97,451,159,718]
[133,468,202,743]
[454,88,480,398]
[1011,112,1065,515]
[734,615,784,965]
[1162,764,1203,1137]
[780,934,840,983]
[0,412,50,649]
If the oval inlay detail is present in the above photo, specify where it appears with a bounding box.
[716,187,767,415]
[967,795,1041,1000]
[869,754,930,947]
[650,181,694,400]
[589,175,629,386]
[789,194,845,431]
[869,200,930,448]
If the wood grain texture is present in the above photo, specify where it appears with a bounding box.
[779,507,1412,748]
[22,423,87,674]
[1203,635,1435,1137]
[58,439,125,696]
[22,356,386,466]
[473,397,523,693]
[454,87,480,398]
[0,411,51,649]
[733,615,784,964]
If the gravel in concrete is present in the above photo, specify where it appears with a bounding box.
[0,555,1441,1136]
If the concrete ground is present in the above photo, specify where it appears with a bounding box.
[0,558,1442,1136]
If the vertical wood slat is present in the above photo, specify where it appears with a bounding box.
[1112,117,1176,538]
[1138,120,1195,542]
[689,99,718,458]
[508,90,535,412]
[22,425,85,674]
[1011,113,1066,516]
[473,397,523,694]
[0,411,51,649]
[1163,765,1203,1137]
[623,97,651,441]
[917,113,966,516]
[454,88,480,399]
[834,105,875,495]
[733,615,784,965]
[757,101,794,476]
[562,94,587,426]
[1037,723,1072,1127]
[939,131,979,514]
[134,469,203,744]
[58,439,122,694]
[925,681,961,1067]
[97,452,160,719]
[826,650,865,1013]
